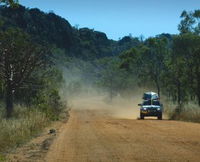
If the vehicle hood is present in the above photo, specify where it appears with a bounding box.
[141,105,161,109]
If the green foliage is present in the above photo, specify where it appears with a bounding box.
[171,34,200,105]
[0,0,18,7]
[0,5,140,60]
[0,6,73,49]
[0,27,52,117]
[120,37,169,97]
[117,36,141,54]
[120,30,200,111]
[178,10,200,34]
[34,89,63,121]
[27,68,65,121]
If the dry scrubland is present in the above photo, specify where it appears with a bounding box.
[0,89,200,161]
[0,104,67,161]
[0,106,49,154]
[164,101,200,123]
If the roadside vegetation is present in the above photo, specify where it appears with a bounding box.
[0,2,67,157]
[0,105,49,152]
[164,101,200,123]
[0,28,66,157]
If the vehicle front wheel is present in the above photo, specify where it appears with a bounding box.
[157,113,162,120]
[140,114,144,120]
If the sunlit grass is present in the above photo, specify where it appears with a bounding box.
[0,105,49,153]
[164,101,200,123]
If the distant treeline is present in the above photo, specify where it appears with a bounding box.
[0,5,140,59]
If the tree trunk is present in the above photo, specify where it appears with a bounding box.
[197,94,200,106]
[156,82,160,98]
[195,66,200,106]
[5,82,13,118]
[197,77,200,106]
[110,77,113,102]
[177,80,182,112]
[154,78,160,98]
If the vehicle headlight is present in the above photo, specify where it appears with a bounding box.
[142,108,147,110]
[157,108,161,111]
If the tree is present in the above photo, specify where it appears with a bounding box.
[172,34,200,106]
[0,0,19,7]
[120,37,169,97]
[161,33,200,110]
[143,38,169,97]
[0,28,50,118]
[178,10,200,35]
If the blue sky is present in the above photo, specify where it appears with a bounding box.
[20,0,199,40]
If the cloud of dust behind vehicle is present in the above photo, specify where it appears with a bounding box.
[58,62,161,120]
[59,72,140,119]
[64,87,148,120]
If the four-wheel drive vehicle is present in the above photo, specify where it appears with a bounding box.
[138,92,163,120]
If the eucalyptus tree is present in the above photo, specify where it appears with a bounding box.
[171,34,200,106]
[0,0,18,6]
[120,37,169,97]
[0,28,50,118]
[179,10,200,35]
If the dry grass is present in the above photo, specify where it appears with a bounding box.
[0,106,49,154]
[176,109,200,123]
[164,101,200,123]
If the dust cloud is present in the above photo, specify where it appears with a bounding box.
[59,65,154,120]
[66,91,142,120]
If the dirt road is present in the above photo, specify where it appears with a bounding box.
[45,96,200,162]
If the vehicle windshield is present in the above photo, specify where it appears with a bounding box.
[143,93,159,100]
[152,100,160,106]
[143,94,152,100]
[143,100,160,106]
[143,100,151,105]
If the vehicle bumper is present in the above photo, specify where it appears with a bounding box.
[141,110,162,116]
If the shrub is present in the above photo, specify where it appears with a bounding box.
[34,89,65,121]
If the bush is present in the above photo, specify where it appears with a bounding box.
[34,89,65,121]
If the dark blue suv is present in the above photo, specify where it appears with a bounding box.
[138,92,163,120]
